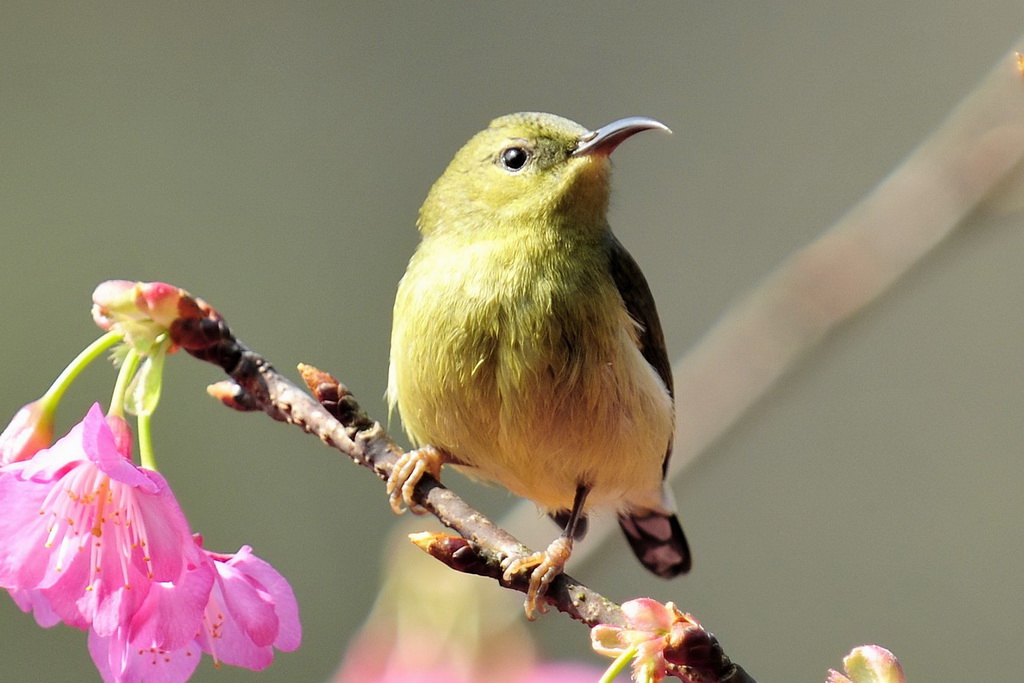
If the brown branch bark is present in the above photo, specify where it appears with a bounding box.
[168,309,755,683]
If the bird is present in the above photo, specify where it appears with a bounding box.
[386,112,690,617]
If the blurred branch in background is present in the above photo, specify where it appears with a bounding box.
[535,38,1024,569]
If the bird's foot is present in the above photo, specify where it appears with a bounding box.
[501,536,573,620]
[387,445,447,515]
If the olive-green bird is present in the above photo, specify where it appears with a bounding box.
[387,112,690,617]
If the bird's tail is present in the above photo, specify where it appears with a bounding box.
[618,508,691,578]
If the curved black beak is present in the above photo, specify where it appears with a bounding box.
[572,116,671,157]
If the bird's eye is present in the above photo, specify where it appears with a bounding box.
[498,146,531,172]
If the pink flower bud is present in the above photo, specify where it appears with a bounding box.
[92,280,193,352]
[0,400,55,466]
[91,280,224,357]
[828,645,905,683]
[104,413,134,460]
[90,279,138,331]
[592,599,701,683]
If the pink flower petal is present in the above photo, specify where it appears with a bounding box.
[80,407,156,492]
[8,587,63,628]
[621,597,675,632]
[194,545,302,669]
[220,546,301,651]
[126,562,216,652]
[89,626,202,683]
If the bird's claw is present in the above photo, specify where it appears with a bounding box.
[386,445,446,515]
[501,536,573,620]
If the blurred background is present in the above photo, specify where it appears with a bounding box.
[2,2,1023,681]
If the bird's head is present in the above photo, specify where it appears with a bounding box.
[418,112,670,239]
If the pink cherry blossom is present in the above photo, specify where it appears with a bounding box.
[194,543,301,669]
[2,280,301,681]
[87,542,301,682]
[0,403,212,636]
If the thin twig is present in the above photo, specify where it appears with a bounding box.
[167,312,753,682]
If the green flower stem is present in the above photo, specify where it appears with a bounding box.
[107,335,169,472]
[134,336,169,417]
[599,645,638,683]
[137,411,157,471]
[108,348,142,419]
[39,331,122,411]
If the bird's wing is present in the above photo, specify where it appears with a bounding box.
[607,234,675,475]
[607,234,674,398]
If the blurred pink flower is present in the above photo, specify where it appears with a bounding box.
[336,654,601,683]
[334,529,604,683]
[0,399,55,466]
[519,663,607,682]
[0,403,211,636]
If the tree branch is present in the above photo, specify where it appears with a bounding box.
[168,310,755,683]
